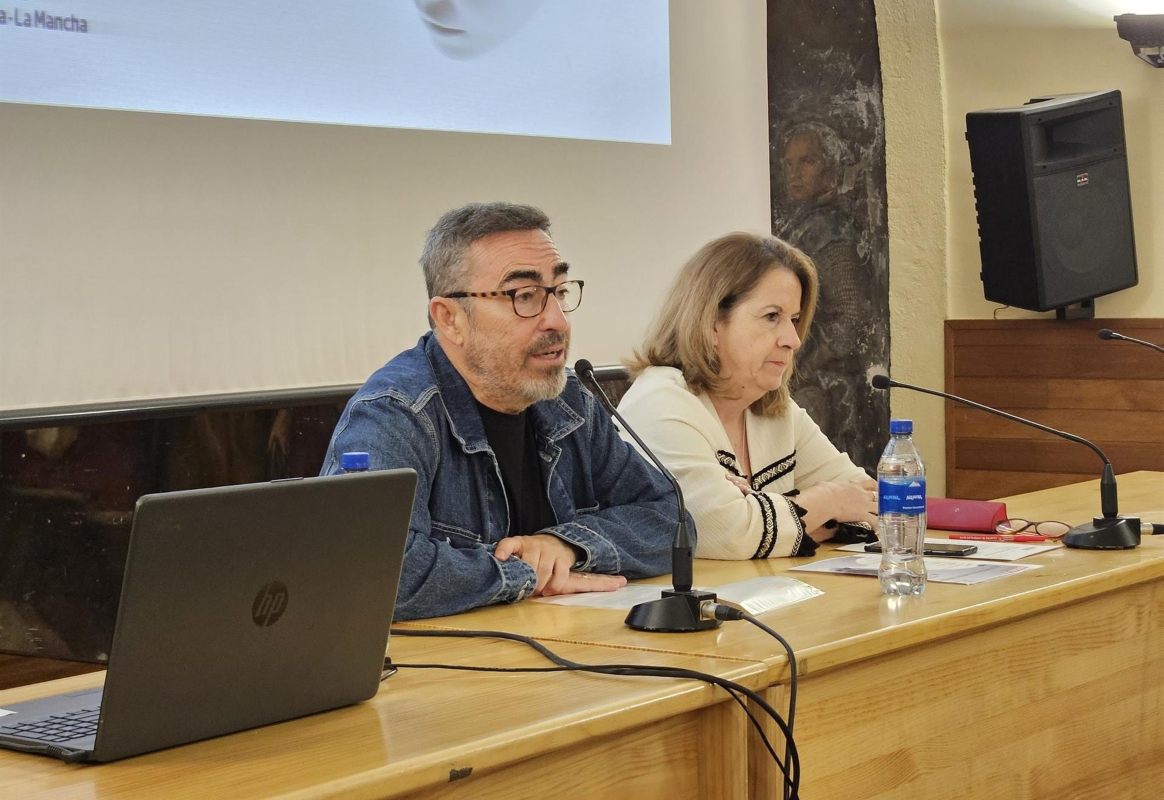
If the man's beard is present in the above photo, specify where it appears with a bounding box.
[465,330,569,410]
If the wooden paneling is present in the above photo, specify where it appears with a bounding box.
[0,366,634,690]
[945,319,1164,499]
[406,708,736,800]
[0,655,102,691]
[950,469,1092,501]
[793,578,1164,799]
[954,438,1163,474]
[952,345,1164,379]
[951,407,1164,443]
[952,377,1164,412]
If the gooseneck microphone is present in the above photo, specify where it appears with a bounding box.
[870,374,1140,550]
[1098,328,1164,354]
[574,359,719,631]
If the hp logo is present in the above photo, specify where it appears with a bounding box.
[252,581,289,627]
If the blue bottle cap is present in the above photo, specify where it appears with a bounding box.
[889,419,913,435]
[340,451,371,471]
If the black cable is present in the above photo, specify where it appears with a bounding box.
[390,626,799,798]
[702,604,799,800]
[391,660,786,773]
[744,612,798,800]
[390,628,793,772]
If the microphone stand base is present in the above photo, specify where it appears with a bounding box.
[1063,515,1141,550]
[625,589,722,632]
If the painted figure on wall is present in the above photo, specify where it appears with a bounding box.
[768,0,890,472]
[774,121,886,468]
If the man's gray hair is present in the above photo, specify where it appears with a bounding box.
[421,202,552,301]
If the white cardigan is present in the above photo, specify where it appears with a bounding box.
[616,366,869,559]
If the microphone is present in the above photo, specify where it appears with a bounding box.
[870,373,1140,550]
[573,359,719,632]
[1098,328,1164,354]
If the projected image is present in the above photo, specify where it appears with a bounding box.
[0,0,671,144]
[413,0,544,59]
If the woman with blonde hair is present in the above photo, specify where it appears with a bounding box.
[618,232,876,559]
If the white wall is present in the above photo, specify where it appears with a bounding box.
[877,0,948,492]
[0,1,771,411]
[0,0,969,497]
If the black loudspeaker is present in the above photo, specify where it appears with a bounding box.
[965,90,1137,314]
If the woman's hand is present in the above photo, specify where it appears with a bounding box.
[795,479,878,541]
[725,473,754,495]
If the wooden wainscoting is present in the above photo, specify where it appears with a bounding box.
[945,318,1164,500]
[0,366,634,690]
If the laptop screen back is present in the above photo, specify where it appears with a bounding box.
[92,470,415,762]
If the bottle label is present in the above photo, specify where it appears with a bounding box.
[878,477,926,515]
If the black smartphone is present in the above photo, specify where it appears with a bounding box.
[864,542,978,557]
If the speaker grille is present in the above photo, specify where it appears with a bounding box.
[1032,156,1136,308]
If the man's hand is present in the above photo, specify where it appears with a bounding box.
[494,534,626,596]
[540,571,627,596]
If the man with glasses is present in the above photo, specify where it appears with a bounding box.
[322,202,682,619]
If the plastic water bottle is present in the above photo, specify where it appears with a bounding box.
[339,452,370,473]
[877,420,927,596]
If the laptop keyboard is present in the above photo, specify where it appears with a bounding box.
[0,707,100,742]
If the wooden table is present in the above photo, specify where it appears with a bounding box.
[409,472,1164,799]
[2,473,1162,798]
[0,634,767,798]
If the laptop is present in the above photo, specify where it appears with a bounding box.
[0,469,417,763]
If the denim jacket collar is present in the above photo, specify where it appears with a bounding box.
[422,332,584,453]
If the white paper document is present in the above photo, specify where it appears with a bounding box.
[837,537,1061,562]
[533,575,823,614]
[790,554,1042,585]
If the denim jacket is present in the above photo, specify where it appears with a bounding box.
[321,332,685,620]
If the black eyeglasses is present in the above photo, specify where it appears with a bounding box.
[442,279,584,319]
